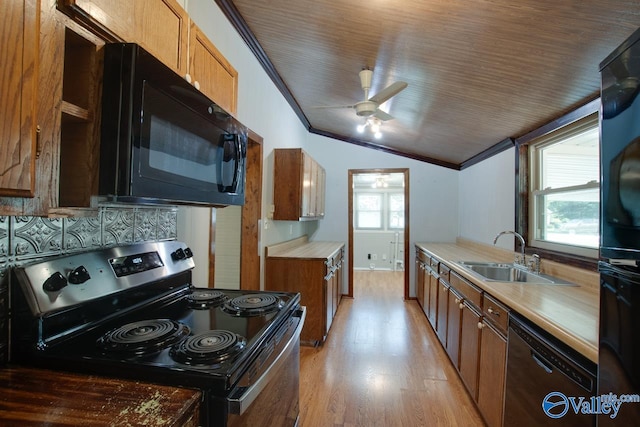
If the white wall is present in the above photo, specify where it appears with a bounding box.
[458,148,516,249]
[353,231,405,270]
[304,134,459,296]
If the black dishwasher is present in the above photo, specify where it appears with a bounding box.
[503,314,596,427]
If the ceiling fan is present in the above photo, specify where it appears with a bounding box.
[315,69,408,121]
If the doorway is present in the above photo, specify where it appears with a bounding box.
[348,169,410,299]
[208,130,263,290]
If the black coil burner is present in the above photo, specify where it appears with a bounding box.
[97,319,190,355]
[170,330,247,365]
[187,288,227,308]
[222,293,284,317]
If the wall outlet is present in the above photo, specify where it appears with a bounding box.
[382,254,387,260]
[371,254,377,260]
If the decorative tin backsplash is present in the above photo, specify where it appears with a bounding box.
[0,206,178,365]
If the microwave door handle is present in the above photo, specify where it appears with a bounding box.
[231,135,242,193]
[218,135,240,193]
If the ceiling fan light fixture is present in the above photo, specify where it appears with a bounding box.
[357,117,383,138]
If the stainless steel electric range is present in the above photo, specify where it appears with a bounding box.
[10,241,305,427]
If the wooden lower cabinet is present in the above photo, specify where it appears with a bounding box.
[413,246,511,427]
[436,279,448,346]
[477,320,507,427]
[415,258,425,310]
[445,287,462,367]
[265,238,344,345]
[458,300,481,399]
[427,267,438,327]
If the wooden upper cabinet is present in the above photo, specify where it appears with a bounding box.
[0,0,39,198]
[136,0,188,76]
[188,23,238,115]
[60,0,236,114]
[62,0,136,41]
[273,148,326,221]
[61,0,188,76]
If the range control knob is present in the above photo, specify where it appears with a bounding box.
[171,248,186,261]
[68,265,91,284]
[184,247,193,258]
[43,272,68,292]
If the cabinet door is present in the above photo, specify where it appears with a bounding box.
[477,321,507,427]
[324,273,333,335]
[436,280,448,346]
[427,270,438,328]
[446,288,462,367]
[459,302,481,400]
[415,260,424,309]
[421,265,429,315]
[0,0,39,197]
[301,153,312,218]
[136,0,188,76]
[316,165,325,218]
[188,23,238,115]
[65,0,136,41]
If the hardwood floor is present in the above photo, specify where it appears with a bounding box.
[299,270,485,427]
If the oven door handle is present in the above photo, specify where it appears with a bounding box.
[227,307,306,415]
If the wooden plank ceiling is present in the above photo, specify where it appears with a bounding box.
[217,0,640,168]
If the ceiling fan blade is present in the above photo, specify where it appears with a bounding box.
[369,81,408,104]
[373,109,394,121]
[309,104,355,109]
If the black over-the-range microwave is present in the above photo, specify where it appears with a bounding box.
[99,43,247,207]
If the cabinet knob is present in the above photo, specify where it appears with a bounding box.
[194,81,201,90]
[454,298,460,304]
[184,73,192,83]
[477,322,484,330]
[459,303,464,310]
[488,307,500,316]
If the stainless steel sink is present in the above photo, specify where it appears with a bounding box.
[455,261,577,286]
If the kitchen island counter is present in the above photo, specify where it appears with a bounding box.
[0,366,201,426]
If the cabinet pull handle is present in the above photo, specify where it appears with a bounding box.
[454,298,460,304]
[459,303,464,310]
[36,125,41,158]
[477,322,484,330]
[488,307,500,316]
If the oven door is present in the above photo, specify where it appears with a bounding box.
[226,307,305,427]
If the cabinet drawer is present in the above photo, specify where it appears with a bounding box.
[417,250,429,264]
[450,271,482,309]
[430,257,439,269]
[439,263,450,282]
[482,293,509,335]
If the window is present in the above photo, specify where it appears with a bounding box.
[528,113,599,258]
[356,193,382,229]
[389,193,405,229]
[355,192,404,230]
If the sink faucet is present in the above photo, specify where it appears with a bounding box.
[493,231,526,266]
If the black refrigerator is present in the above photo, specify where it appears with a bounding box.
[598,26,640,426]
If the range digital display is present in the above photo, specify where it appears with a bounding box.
[109,251,164,277]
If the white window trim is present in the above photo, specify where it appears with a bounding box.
[528,113,600,259]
